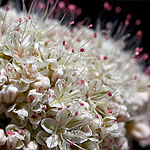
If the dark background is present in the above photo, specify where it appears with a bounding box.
[1,0,150,149]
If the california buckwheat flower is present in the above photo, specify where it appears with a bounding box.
[0,1,150,150]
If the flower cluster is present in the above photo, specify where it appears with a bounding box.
[0,5,150,150]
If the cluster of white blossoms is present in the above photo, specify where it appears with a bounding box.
[0,4,150,150]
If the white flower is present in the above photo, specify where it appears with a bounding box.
[0,2,149,149]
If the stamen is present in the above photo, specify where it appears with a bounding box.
[6,6,9,11]
[80,103,84,106]
[63,40,66,46]
[19,18,23,23]
[115,6,121,14]
[81,80,84,85]
[69,21,75,25]
[75,111,78,115]
[104,56,108,60]
[43,105,47,110]
[62,83,66,87]
[93,33,97,38]
[6,130,14,135]
[18,129,22,134]
[133,75,137,80]
[67,105,70,108]
[80,48,84,52]
[88,24,93,28]
[108,91,112,96]
[95,114,99,118]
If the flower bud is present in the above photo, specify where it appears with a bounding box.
[31,76,50,90]
[1,85,18,104]
[0,129,7,146]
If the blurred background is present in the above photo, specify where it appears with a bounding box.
[1,0,150,149]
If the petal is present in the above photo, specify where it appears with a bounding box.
[46,134,59,148]
[41,118,57,134]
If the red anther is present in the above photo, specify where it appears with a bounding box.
[33,112,38,117]
[77,38,81,42]
[80,103,84,106]
[29,95,34,100]
[26,98,31,102]
[72,49,75,53]
[43,105,47,110]
[39,2,45,9]
[135,47,140,52]
[6,6,9,11]
[63,40,66,46]
[136,30,143,37]
[106,22,112,30]
[49,0,54,5]
[143,53,149,60]
[6,130,14,135]
[88,24,93,28]
[136,20,141,26]
[58,108,62,110]
[108,91,112,97]
[110,139,113,143]
[108,109,112,113]
[93,33,97,38]
[28,16,31,20]
[8,67,13,72]
[108,148,112,150]
[133,75,137,80]
[85,127,89,132]
[81,80,84,85]
[148,85,150,88]
[58,1,65,9]
[95,114,99,118]
[135,51,139,56]
[18,129,22,134]
[69,21,74,25]
[139,47,143,52]
[80,48,84,52]
[48,93,51,98]
[125,19,129,26]
[26,95,34,102]
[15,27,20,31]
[68,4,76,11]
[75,111,78,115]
[96,56,101,60]
[115,6,121,14]
[76,8,82,15]
[70,141,74,146]
[93,87,96,91]
[126,13,132,20]
[104,2,112,11]
[19,18,23,23]
[85,92,88,98]
[62,83,66,87]
[45,40,50,46]
[67,105,70,108]
[145,66,150,75]
[104,56,108,60]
